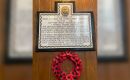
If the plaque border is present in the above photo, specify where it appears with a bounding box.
[35,1,96,52]
[4,0,32,64]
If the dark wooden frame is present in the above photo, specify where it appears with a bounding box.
[35,1,96,52]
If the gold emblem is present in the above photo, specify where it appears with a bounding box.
[61,6,69,16]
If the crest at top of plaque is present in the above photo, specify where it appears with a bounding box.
[36,1,95,52]
[58,2,73,16]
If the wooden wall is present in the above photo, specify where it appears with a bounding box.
[0,0,6,79]
[33,0,97,80]
[0,0,130,80]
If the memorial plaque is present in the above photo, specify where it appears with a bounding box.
[98,0,126,61]
[36,2,95,51]
[6,0,32,63]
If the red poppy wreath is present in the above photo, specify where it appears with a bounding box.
[52,50,82,80]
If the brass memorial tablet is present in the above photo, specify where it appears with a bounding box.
[36,2,95,51]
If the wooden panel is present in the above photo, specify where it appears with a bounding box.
[0,0,6,79]
[33,0,97,80]
[4,65,32,80]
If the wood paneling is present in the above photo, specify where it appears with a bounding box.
[0,0,6,79]
[4,65,32,80]
[1,0,130,80]
[33,0,97,80]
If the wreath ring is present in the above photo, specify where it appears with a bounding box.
[52,51,82,80]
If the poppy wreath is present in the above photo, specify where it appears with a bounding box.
[52,50,82,80]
